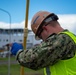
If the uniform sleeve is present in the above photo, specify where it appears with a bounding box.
[16,34,76,70]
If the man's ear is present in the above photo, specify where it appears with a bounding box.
[42,26,47,30]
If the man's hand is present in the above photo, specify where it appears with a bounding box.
[11,42,23,55]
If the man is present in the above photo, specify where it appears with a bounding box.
[11,11,76,75]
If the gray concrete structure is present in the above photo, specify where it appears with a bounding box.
[0,28,41,48]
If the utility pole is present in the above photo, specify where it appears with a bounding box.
[20,0,30,75]
[0,8,11,75]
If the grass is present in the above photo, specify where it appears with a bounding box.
[0,57,44,75]
[0,56,15,61]
[0,64,44,75]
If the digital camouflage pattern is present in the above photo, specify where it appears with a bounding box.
[16,30,76,70]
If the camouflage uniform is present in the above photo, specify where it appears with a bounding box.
[16,30,76,70]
